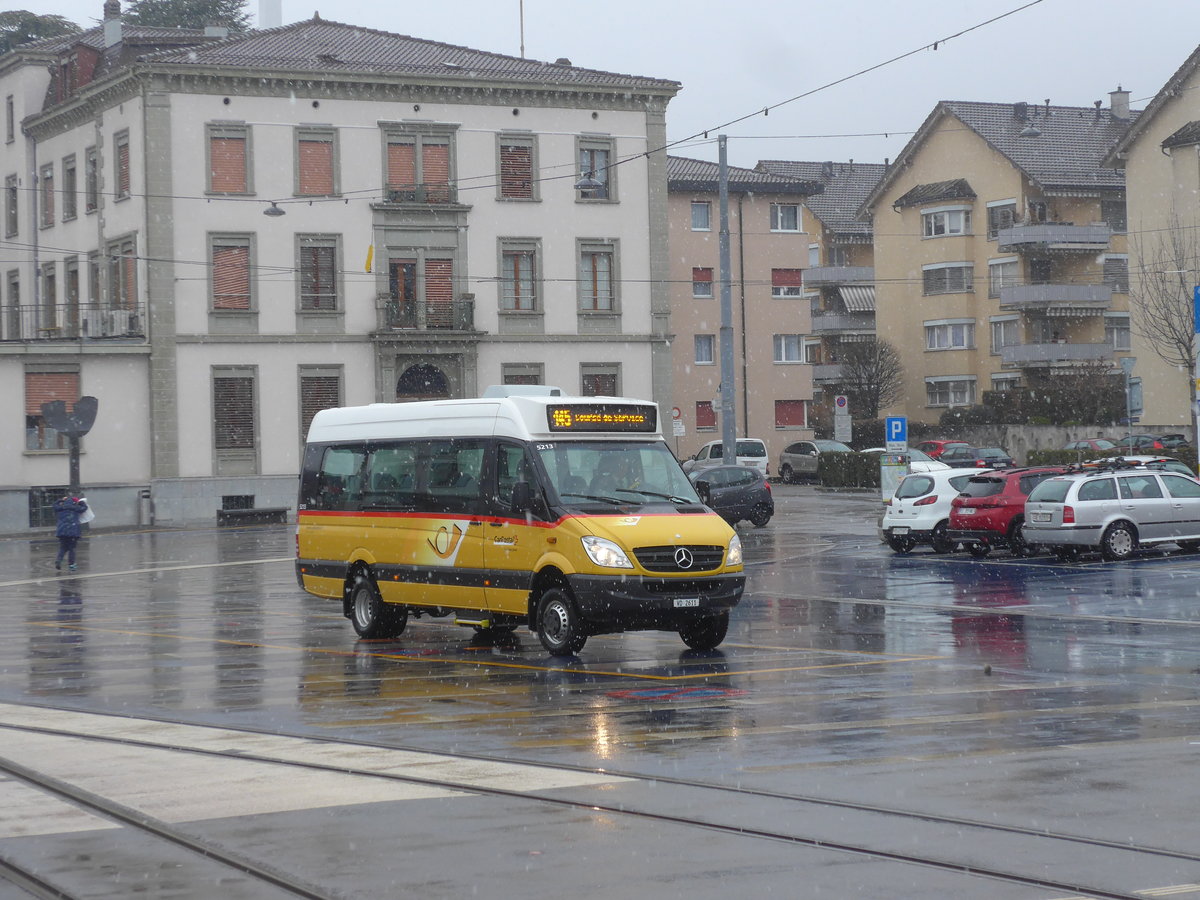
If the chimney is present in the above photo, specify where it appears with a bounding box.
[1013,101,1028,121]
[1110,85,1130,120]
[259,0,282,29]
[103,0,122,48]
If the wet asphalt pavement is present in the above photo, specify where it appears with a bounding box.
[1,485,1199,898]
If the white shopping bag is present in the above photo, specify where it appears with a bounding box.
[78,497,95,524]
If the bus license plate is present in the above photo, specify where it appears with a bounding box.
[674,598,700,608]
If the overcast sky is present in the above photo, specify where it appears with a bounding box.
[21,0,1200,168]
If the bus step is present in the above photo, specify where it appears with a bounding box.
[455,617,491,628]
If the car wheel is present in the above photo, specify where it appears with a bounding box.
[886,534,916,554]
[749,503,772,527]
[348,570,408,639]
[930,520,954,554]
[1008,518,1030,556]
[779,464,794,484]
[967,543,991,558]
[679,612,729,651]
[1101,522,1138,561]
[537,587,587,656]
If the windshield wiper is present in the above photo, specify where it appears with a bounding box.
[559,492,625,506]
[614,488,694,504]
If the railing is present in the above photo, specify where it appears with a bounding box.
[380,299,474,331]
[383,183,458,204]
[998,283,1113,310]
[811,363,845,382]
[809,312,875,333]
[997,223,1112,251]
[802,266,874,287]
[1001,342,1113,366]
[1,302,146,341]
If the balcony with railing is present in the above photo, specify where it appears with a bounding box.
[378,298,475,332]
[811,363,845,382]
[1,303,146,342]
[998,282,1112,312]
[997,223,1112,252]
[809,311,875,334]
[802,266,874,288]
[382,182,458,204]
[1000,341,1113,367]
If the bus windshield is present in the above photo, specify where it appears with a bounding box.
[535,440,701,506]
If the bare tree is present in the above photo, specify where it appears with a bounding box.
[833,338,905,419]
[1128,208,1200,435]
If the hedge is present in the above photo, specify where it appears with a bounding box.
[1027,446,1198,470]
[817,452,881,489]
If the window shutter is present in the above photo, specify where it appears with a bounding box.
[695,401,716,428]
[212,245,250,309]
[26,371,79,416]
[424,259,453,327]
[387,141,415,192]
[301,244,336,309]
[775,400,806,427]
[298,139,333,195]
[582,373,616,396]
[422,143,450,201]
[500,143,532,198]
[772,268,803,287]
[117,140,130,196]
[214,376,254,449]
[209,136,246,193]
[300,374,339,437]
[693,267,713,283]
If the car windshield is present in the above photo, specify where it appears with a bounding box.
[735,441,766,457]
[536,440,700,506]
[814,440,852,452]
[960,477,1004,498]
[1028,479,1072,503]
[895,475,934,499]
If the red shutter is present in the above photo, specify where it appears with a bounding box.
[772,268,803,287]
[422,143,450,202]
[500,143,532,198]
[775,400,807,428]
[424,259,453,327]
[209,136,246,193]
[212,245,250,309]
[298,139,333,195]
[693,267,713,283]
[387,141,415,191]
[695,401,716,429]
[26,372,80,416]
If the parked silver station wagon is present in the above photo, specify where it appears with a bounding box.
[1023,465,1200,561]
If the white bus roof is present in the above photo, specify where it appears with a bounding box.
[305,394,662,445]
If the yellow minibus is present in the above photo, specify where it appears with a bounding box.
[295,391,745,655]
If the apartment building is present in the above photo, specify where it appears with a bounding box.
[1106,53,1200,428]
[757,159,885,413]
[862,97,1134,423]
[0,7,678,528]
[665,155,820,464]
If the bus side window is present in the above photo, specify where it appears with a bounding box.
[315,446,366,510]
[423,440,485,514]
[496,443,546,518]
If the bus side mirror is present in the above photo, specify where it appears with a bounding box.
[695,481,711,504]
[511,480,532,513]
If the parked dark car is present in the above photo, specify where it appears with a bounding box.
[948,466,1069,557]
[1159,434,1191,449]
[939,446,1015,469]
[689,465,773,527]
[1064,438,1117,452]
[1117,434,1165,451]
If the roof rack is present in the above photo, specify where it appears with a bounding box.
[1065,456,1144,475]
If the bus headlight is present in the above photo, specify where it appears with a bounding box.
[582,536,634,569]
[726,534,743,566]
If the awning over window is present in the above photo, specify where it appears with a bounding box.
[838,285,875,312]
[1045,306,1105,317]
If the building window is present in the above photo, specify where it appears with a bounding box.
[581,363,619,396]
[992,374,1020,392]
[925,377,975,407]
[1101,198,1127,233]
[107,235,136,309]
[500,242,538,311]
[694,334,715,365]
[990,317,1019,353]
[113,130,130,200]
[41,262,56,329]
[692,266,713,299]
[299,367,342,441]
[770,203,800,232]
[922,206,971,237]
[771,268,803,297]
[576,136,614,201]
[296,126,337,196]
[986,202,1016,240]
[502,362,543,385]
[578,242,615,311]
[696,400,716,430]
[297,235,339,311]
[1103,255,1129,293]
[39,163,53,227]
[210,235,254,311]
[691,201,711,231]
[808,243,820,266]
[87,252,99,304]
[774,333,804,362]
[207,123,250,194]
[4,174,16,237]
[1106,314,1131,351]
[775,399,808,429]
[64,257,79,316]
[25,368,79,450]
[988,258,1019,298]
[84,147,98,212]
[498,134,535,200]
[4,96,12,144]
[61,155,77,220]
[925,320,975,350]
[385,125,456,203]
[213,369,256,452]
[923,263,973,295]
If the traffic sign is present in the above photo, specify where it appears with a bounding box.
[834,395,849,411]
[885,416,907,452]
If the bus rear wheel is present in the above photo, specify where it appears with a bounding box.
[349,571,407,639]
[537,588,587,656]
[680,612,729,650]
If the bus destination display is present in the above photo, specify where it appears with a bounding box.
[547,404,657,433]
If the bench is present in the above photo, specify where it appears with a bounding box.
[216,507,288,526]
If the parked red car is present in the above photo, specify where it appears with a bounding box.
[914,439,972,460]
[948,466,1069,557]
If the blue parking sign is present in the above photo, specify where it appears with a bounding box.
[885,416,907,450]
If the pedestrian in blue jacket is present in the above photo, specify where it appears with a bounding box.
[53,496,87,571]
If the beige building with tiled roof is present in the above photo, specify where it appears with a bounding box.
[862,97,1134,424]
[0,6,679,527]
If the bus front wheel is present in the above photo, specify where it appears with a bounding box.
[537,588,587,656]
[680,611,729,650]
[349,571,407,639]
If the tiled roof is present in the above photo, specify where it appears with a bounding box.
[666,155,821,195]
[1106,46,1200,163]
[1161,120,1200,149]
[756,159,886,235]
[145,17,679,92]
[892,178,976,209]
[18,24,209,54]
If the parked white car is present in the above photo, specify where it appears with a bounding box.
[881,468,987,553]
[682,439,769,476]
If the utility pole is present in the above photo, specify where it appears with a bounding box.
[718,135,736,464]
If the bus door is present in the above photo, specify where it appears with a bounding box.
[484,442,549,615]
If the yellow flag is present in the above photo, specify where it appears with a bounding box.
[364,244,374,273]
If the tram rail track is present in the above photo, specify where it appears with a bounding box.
[0,703,1194,900]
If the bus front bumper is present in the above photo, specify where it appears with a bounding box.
[566,572,744,630]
